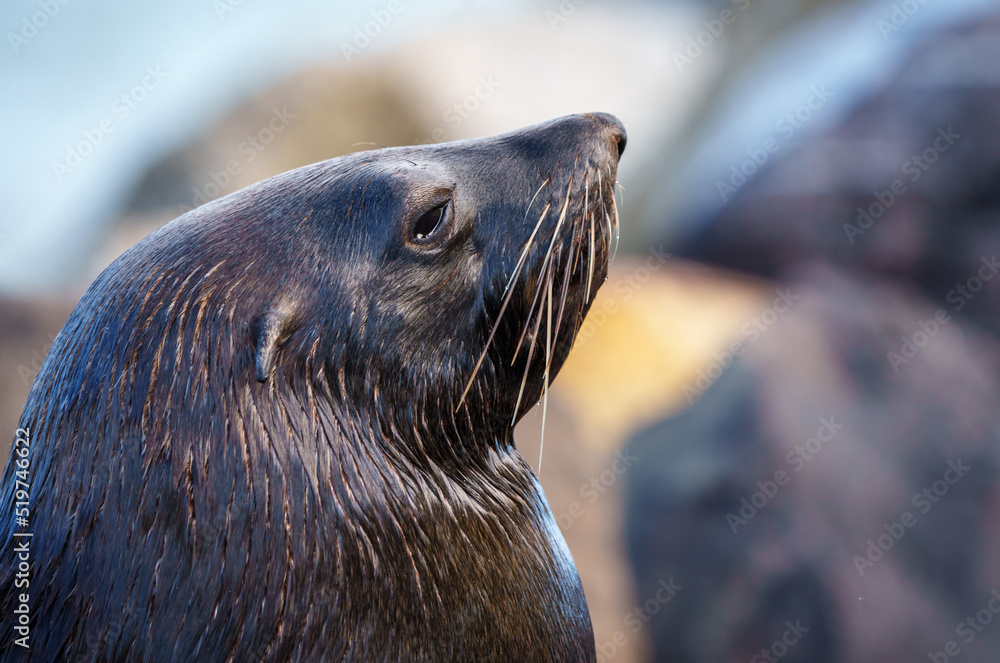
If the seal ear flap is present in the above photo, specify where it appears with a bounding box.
[254,302,300,383]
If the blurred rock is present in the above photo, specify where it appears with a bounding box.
[674,12,1000,337]
[626,8,1000,661]
[623,268,1000,662]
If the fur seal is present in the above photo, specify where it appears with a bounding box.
[0,113,626,661]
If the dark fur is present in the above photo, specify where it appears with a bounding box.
[0,114,626,661]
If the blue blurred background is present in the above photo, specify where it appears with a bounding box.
[4,1,1000,661]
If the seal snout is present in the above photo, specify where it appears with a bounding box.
[582,112,627,162]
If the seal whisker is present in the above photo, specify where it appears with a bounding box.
[609,174,622,263]
[511,289,546,423]
[548,226,577,374]
[511,180,573,363]
[537,203,582,472]
[586,183,596,304]
[505,201,551,297]
[526,177,551,215]
[520,179,551,234]
[537,179,574,280]
[597,173,612,249]
[538,268,554,475]
[456,201,551,411]
[511,246,553,367]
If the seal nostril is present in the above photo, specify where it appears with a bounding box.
[614,132,627,160]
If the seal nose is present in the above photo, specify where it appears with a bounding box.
[584,112,627,162]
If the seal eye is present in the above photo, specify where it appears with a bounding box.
[411,203,449,242]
